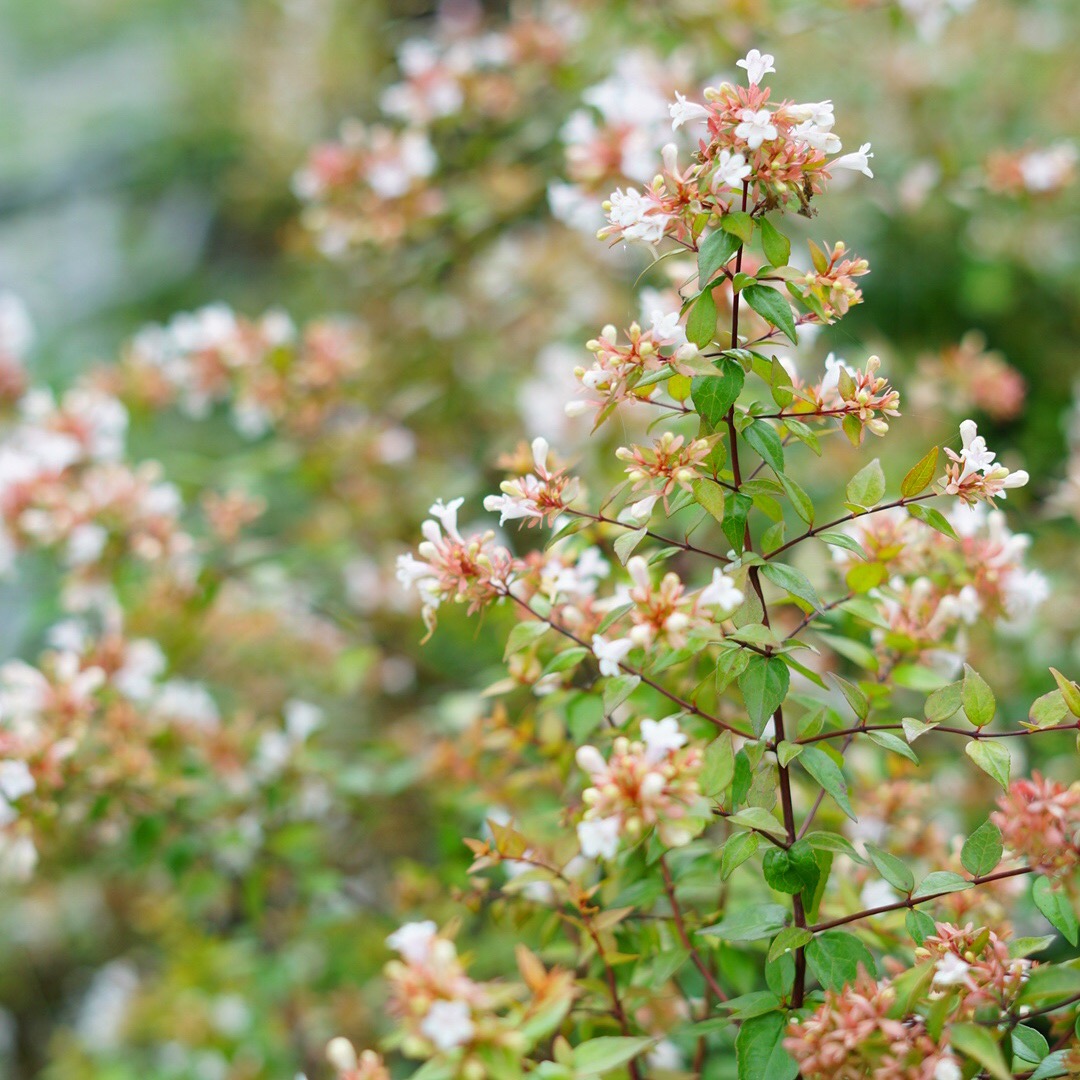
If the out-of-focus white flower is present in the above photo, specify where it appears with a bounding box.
[386,920,438,964]
[592,634,633,677]
[577,815,621,859]
[699,568,744,612]
[420,999,474,1051]
[640,717,688,764]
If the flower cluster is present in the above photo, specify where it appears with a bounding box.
[576,717,704,855]
[784,970,958,1080]
[550,51,682,233]
[616,430,714,510]
[396,498,519,635]
[0,382,192,599]
[112,305,370,439]
[992,772,1080,882]
[910,331,1026,422]
[919,922,1033,1015]
[331,920,574,1074]
[799,352,902,441]
[483,437,579,527]
[799,240,870,321]
[986,141,1078,197]
[592,49,874,247]
[568,315,700,419]
[941,419,1029,506]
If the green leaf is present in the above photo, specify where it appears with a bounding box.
[728,807,787,838]
[690,478,725,523]
[819,532,868,559]
[949,1023,1011,1080]
[743,420,785,475]
[763,840,820,895]
[865,731,919,763]
[845,560,887,594]
[900,446,939,497]
[805,931,877,991]
[799,746,856,821]
[961,664,996,727]
[906,909,936,944]
[1030,1051,1073,1080]
[768,926,812,964]
[1033,877,1079,946]
[698,229,741,286]
[864,843,914,893]
[1050,667,1080,718]
[778,474,813,525]
[846,459,886,508]
[828,672,869,720]
[911,870,972,899]
[699,903,789,942]
[965,740,1010,790]
[1012,1024,1050,1066]
[961,820,1003,878]
[739,655,790,736]
[742,285,797,344]
[701,732,735,797]
[722,491,754,554]
[759,218,791,269]
[907,502,959,541]
[691,360,745,432]
[571,1037,655,1076]
[686,289,718,349]
[776,741,803,767]
[1030,689,1069,728]
[735,1011,798,1080]
[925,681,963,723]
[720,831,760,879]
[603,675,640,713]
[504,620,549,658]
[722,211,755,244]
[613,527,647,565]
[760,562,822,610]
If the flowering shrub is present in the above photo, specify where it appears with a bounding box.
[2,1,1080,1077]
[374,48,1080,1080]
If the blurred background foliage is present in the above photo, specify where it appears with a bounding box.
[0,0,1076,1077]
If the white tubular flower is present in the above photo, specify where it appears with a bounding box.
[605,185,671,244]
[592,634,633,677]
[711,149,752,189]
[668,91,709,130]
[426,497,464,542]
[792,120,841,155]
[640,716,688,764]
[734,109,778,150]
[626,494,659,524]
[0,760,35,803]
[956,419,996,481]
[386,920,438,964]
[832,142,875,178]
[736,49,776,86]
[419,999,474,1051]
[577,815,621,859]
[649,310,687,348]
[933,1057,962,1080]
[699,568,744,612]
[787,100,835,128]
[932,952,971,988]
